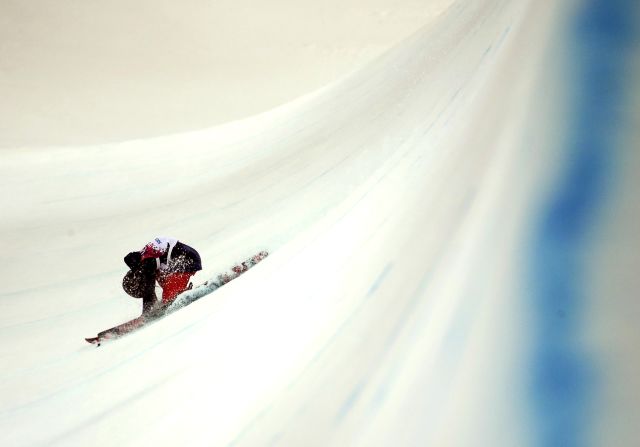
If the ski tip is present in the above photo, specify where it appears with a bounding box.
[85,337,101,346]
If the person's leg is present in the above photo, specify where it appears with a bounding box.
[140,274,158,314]
[142,289,157,314]
[139,259,159,314]
[160,272,194,305]
[122,259,159,315]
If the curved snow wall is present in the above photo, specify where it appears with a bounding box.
[0,0,639,446]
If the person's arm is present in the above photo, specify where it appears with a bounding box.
[141,240,167,261]
[124,251,142,269]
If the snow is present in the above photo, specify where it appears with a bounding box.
[0,0,450,147]
[1,0,639,446]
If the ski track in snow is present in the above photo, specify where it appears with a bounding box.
[1,0,639,445]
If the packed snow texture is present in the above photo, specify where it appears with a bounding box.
[1,0,639,446]
[0,0,450,147]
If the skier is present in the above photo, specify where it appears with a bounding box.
[86,247,267,345]
[122,237,202,314]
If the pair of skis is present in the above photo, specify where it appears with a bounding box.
[85,250,268,346]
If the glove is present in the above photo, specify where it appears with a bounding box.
[124,251,142,270]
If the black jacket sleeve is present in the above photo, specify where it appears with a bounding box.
[124,251,142,270]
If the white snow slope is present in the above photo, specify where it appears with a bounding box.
[1,0,639,446]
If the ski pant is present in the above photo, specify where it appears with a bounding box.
[121,258,159,314]
[139,272,194,313]
[123,258,195,313]
[139,270,158,315]
[158,272,194,305]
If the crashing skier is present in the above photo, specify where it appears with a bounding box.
[123,237,202,315]
[85,241,267,345]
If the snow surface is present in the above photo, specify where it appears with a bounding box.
[1,0,639,446]
[0,0,451,147]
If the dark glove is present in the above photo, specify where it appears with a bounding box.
[124,251,142,269]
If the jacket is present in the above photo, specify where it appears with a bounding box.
[124,237,202,274]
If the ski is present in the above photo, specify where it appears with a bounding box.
[85,310,162,346]
[85,250,268,345]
